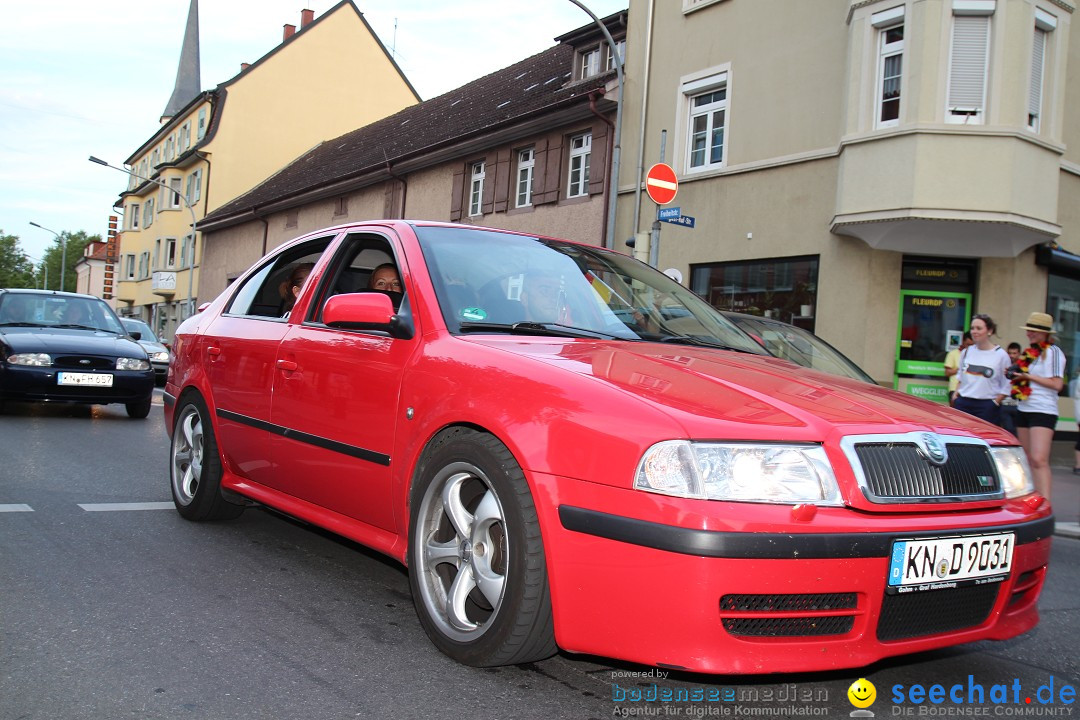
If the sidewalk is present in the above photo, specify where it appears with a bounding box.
[1049,440,1080,539]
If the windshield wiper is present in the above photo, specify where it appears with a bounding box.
[0,321,45,328]
[53,323,103,332]
[458,321,620,339]
[657,334,761,354]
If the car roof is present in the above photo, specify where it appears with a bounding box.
[0,288,104,301]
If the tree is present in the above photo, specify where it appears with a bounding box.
[0,231,38,289]
[39,230,100,293]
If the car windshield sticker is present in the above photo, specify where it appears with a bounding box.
[461,307,488,321]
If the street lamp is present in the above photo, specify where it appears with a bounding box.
[88,155,198,317]
[29,221,65,290]
[566,0,623,251]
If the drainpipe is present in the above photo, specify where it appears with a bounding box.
[384,158,408,219]
[589,89,615,247]
[631,0,656,252]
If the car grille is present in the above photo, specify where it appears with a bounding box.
[851,441,1001,502]
[877,583,999,641]
[720,593,857,637]
[53,355,113,370]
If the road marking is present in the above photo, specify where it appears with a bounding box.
[78,502,175,512]
[0,504,33,513]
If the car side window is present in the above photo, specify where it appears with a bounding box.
[225,237,333,318]
[310,233,403,324]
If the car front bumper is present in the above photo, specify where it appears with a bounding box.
[535,473,1054,675]
[0,364,155,405]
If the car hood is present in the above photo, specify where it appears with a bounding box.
[136,339,169,356]
[1,328,148,358]
[465,337,1013,443]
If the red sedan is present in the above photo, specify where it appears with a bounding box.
[164,221,1052,674]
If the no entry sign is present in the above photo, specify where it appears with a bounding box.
[645,163,678,205]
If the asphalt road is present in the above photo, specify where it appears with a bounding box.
[1,396,1078,720]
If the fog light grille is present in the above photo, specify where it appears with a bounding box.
[877,583,998,641]
[720,593,858,638]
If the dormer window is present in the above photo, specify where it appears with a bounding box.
[579,48,601,79]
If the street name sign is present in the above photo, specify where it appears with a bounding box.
[658,207,682,220]
[660,215,696,228]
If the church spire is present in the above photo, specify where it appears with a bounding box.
[161,0,201,122]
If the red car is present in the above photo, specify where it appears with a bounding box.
[164,221,1052,674]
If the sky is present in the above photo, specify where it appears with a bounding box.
[0,0,628,261]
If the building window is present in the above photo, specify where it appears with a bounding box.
[125,254,136,280]
[180,122,191,151]
[165,136,176,162]
[567,133,591,198]
[579,48,601,79]
[197,108,207,139]
[165,238,177,269]
[516,148,535,208]
[128,203,140,230]
[1029,9,1056,131]
[186,169,202,205]
[168,177,183,209]
[180,234,195,269]
[138,251,150,280]
[150,149,160,169]
[946,5,993,124]
[690,255,820,331]
[875,10,904,127]
[686,81,727,171]
[606,40,625,71]
[469,161,485,216]
[143,198,155,228]
[153,239,161,270]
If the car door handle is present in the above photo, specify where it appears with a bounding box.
[276,359,298,372]
[207,346,221,358]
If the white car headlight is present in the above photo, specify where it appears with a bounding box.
[635,440,842,505]
[149,351,170,362]
[116,357,151,371]
[8,353,52,366]
[990,446,1034,498]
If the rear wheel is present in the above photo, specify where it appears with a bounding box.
[170,395,244,521]
[126,397,152,419]
[408,427,556,667]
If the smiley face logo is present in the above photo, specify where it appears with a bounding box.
[848,678,877,708]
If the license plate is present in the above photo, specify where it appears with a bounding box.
[888,533,1014,588]
[57,372,113,387]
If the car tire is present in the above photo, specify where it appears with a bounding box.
[125,397,152,419]
[170,394,244,521]
[408,427,556,667]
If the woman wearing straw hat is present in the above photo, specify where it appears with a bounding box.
[1010,311,1065,501]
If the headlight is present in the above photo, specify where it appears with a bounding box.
[8,353,52,366]
[116,357,151,371]
[149,351,170,362]
[990,446,1034,498]
[635,440,842,505]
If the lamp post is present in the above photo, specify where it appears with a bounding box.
[89,155,198,317]
[28,222,65,290]
[566,0,623,251]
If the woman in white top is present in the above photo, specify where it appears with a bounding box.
[1011,311,1066,501]
[953,314,1011,425]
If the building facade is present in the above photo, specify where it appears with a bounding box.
[195,14,626,300]
[615,0,1078,417]
[111,1,419,341]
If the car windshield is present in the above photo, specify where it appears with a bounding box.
[122,318,159,342]
[415,226,766,354]
[726,314,874,383]
[0,293,125,335]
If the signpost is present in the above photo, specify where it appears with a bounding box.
[645,163,678,205]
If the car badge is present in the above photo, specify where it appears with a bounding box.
[917,432,949,466]
[79,359,91,365]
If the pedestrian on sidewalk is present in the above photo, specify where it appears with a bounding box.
[1011,312,1066,501]
[999,342,1022,436]
[944,331,973,407]
[953,314,1010,424]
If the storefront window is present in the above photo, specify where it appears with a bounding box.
[690,256,819,330]
[1048,274,1080,398]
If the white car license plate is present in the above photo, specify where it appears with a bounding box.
[58,372,114,387]
[888,533,1014,589]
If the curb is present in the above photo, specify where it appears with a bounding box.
[1054,521,1080,540]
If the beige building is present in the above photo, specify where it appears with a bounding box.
[196,14,626,299]
[74,241,112,309]
[109,1,419,341]
[615,0,1078,415]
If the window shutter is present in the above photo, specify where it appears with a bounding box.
[481,152,497,214]
[537,133,564,205]
[449,167,465,221]
[493,148,511,213]
[531,137,549,200]
[1029,28,1046,122]
[589,120,609,195]
[948,15,989,113]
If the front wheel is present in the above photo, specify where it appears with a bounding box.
[126,397,152,419]
[170,395,244,521]
[408,427,556,667]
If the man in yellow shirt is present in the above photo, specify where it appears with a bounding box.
[943,331,973,406]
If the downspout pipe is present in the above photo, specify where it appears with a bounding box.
[566,0,623,250]
[385,158,408,219]
[588,88,615,246]
[631,0,655,246]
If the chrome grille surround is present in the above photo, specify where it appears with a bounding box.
[839,432,1004,504]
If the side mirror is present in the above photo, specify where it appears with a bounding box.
[129,330,143,341]
[323,292,414,339]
